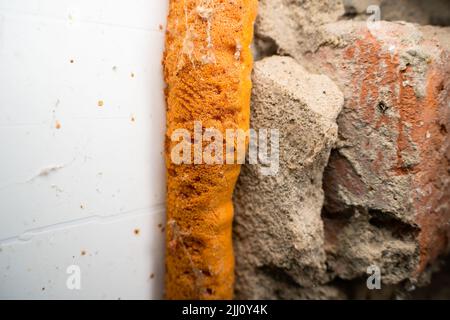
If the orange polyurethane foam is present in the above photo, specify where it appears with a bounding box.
[163,0,257,299]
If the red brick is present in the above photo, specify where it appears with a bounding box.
[305,21,450,283]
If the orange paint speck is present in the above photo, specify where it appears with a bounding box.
[98,100,104,107]
[55,121,61,129]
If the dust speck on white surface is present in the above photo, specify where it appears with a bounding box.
[28,165,67,181]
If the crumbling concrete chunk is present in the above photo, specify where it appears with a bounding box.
[254,0,345,59]
[254,0,450,62]
[233,56,344,299]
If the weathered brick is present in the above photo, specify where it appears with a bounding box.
[303,21,450,283]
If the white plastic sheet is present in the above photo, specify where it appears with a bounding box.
[0,0,167,299]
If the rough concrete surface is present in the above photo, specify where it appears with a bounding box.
[234,0,450,299]
[253,0,450,61]
[233,56,344,299]
[345,0,450,26]
[253,0,345,60]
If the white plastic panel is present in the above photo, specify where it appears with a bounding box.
[0,0,167,299]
